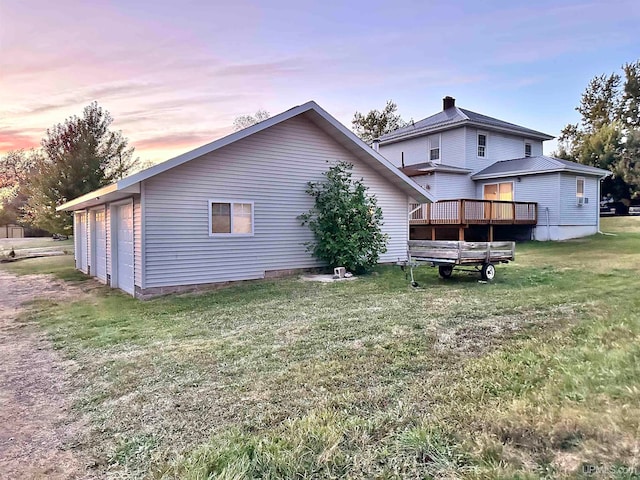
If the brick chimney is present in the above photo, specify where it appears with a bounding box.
[443,96,456,110]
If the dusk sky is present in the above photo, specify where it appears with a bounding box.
[1,0,639,163]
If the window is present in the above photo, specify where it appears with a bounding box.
[429,134,440,162]
[524,142,532,157]
[209,200,254,235]
[483,182,513,201]
[576,177,585,198]
[477,133,487,157]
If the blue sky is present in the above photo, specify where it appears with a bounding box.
[1,0,638,160]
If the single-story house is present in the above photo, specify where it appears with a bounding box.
[58,101,433,297]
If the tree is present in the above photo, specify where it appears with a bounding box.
[558,60,640,199]
[299,161,388,273]
[24,102,138,234]
[0,150,38,225]
[233,109,270,131]
[352,100,407,145]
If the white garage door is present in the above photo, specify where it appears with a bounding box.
[94,209,107,282]
[75,212,88,273]
[115,203,135,295]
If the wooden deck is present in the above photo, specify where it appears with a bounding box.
[409,199,537,226]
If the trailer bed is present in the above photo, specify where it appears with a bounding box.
[403,240,515,284]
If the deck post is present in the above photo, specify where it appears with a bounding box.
[431,227,436,241]
[488,225,494,242]
[458,227,465,241]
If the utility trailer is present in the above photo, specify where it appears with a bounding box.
[401,240,515,286]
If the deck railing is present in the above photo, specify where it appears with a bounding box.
[409,199,537,225]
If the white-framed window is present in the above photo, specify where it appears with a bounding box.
[524,141,532,157]
[477,132,487,157]
[428,134,440,162]
[576,177,585,198]
[483,182,514,201]
[209,200,254,236]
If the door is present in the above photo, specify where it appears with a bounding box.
[75,212,88,272]
[115,203,135,295]
[94,209,107,282]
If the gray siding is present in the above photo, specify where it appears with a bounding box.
[465,128,544,173]
[379,127,466,168]
[475,173,560,226]
[433,172,475,200]
[106,206,111,277]
[142,115,409,288]
[134,196,142,287]
[559,174,598,226]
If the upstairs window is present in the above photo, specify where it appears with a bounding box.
[477,133,487,157]
[210,200,254,236]
[525,142,532,157]
[576,177,585,198]
[429,135,440,162]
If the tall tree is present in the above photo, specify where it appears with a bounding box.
[0,150,38,225]
[558,60,640,199]
[352,100,407,145]
[233,109,270,131]
[24,102,138,233]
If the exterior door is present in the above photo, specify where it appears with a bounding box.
[94,209,107,282]
[115,203,135,295]
[75,212,88,272]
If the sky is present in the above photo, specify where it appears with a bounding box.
[1,0,639,163]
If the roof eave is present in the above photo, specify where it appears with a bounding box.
[471,167,611,180]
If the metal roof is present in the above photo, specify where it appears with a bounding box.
[400,162,472,177]
[58,101,434,211]
[471,156,611,180]
[378,106,554,144]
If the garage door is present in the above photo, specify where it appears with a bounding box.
[94,209,107,282]
[115,203,135,295]
[75,212,88,272]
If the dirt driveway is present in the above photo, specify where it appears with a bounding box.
[0,269,92,479]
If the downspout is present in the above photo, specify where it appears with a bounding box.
[545,207,551,240]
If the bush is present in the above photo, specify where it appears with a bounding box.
[299,162,388,273]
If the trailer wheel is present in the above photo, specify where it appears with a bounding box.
[481,263,496,281]
[438,265,453,279]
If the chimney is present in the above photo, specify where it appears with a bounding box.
[443,96,456,110]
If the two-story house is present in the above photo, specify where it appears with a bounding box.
[376,97,610,241]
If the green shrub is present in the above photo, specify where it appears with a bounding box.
[299,161,388,273]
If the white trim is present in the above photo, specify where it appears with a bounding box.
[208,199,255,237]
[477,131,488,158]
[140,182,146,289]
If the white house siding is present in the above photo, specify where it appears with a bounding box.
[434,172,475,200]
[475,173,561,240]
[142,115,410,288]
[105,206,112,277]
[558,174,599,239]
[465,128,544,173]
[379,128,466,168]
[133,196,142,288]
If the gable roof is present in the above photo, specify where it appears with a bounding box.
[471,156,611,180]
[58,101,434,211]
[378,106,554,145]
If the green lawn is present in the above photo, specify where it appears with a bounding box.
[5,217,640,479]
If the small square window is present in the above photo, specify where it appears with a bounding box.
[525,142,532,157]
[210,201,254,235]
[478,133,487,157]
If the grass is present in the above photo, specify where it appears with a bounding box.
[0,236,74,257]
[4,217,640,479]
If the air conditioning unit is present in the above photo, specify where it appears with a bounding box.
[577,197,589,206]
